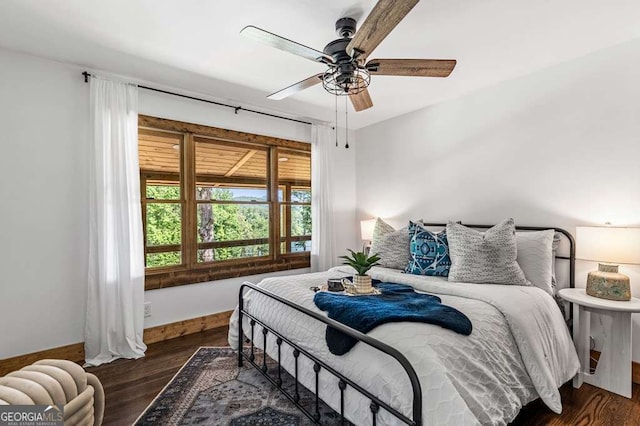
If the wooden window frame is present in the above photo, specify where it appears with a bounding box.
[139,115,311,290]
[279,179,312,253]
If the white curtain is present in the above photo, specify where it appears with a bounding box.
[310,124,336,272]
[85,77,147,366]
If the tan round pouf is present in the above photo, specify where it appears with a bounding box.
[0,359,104,426]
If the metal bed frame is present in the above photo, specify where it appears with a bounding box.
[237,223,575,426]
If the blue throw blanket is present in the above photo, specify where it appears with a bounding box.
[313,282,472,355]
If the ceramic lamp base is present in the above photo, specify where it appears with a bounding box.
[586,263,631,301]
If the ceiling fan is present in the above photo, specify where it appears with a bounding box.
[240,0,456,112]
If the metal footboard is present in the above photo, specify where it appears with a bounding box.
[238,282,423,426]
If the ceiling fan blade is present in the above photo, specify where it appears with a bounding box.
[349,88,373,112]
[241,25,333,64]
[267,73,324,100]
[346,0,419,59]
[366,59,457,77]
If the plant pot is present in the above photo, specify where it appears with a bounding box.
[353,274,372,293]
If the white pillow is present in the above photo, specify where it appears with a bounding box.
[516,230,555,295]
[551,231,562,290]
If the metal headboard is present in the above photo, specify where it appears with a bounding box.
[421,223,575,288]
[423,222,576,329]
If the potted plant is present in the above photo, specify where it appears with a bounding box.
[339,249,381,293]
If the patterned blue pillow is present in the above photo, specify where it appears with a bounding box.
[405,221,451,277]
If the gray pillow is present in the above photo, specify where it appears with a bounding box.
[369,218,410,270]
[447,218,529,286]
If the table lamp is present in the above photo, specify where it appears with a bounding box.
[576,225,640,301]
[360,218,376,253]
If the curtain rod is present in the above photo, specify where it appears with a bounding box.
[82,71,314,126]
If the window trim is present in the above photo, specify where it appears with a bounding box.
[139,115,311,290]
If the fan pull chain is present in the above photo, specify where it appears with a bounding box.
[335,94,338,147]
[344,95,349,149]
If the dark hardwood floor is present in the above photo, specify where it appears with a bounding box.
[87,327,640,425]
[87,327,231,425]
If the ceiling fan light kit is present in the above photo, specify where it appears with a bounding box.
[322,68,370,96]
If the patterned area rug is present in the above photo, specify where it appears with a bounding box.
[135,347,349,425]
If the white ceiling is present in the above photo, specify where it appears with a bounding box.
[1,0,640,129]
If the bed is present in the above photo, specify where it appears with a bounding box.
[227,224,580,426]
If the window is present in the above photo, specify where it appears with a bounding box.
[138,116,311,290]
[278,150,312,254]
[139,129,184,269]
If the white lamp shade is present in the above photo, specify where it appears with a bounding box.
[576,226,640,265]
[360,218,376,241]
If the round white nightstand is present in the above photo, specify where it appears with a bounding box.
[558,288,640,398]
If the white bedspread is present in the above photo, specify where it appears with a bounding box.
[228,266,579,426]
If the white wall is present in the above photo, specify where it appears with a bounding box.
[356,39,640,361]
[0,47,358,358]
[0,49,89,358]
